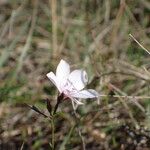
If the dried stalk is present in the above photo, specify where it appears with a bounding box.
[50,0,58,57]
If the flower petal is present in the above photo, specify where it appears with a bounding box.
[68,69,88,90]
[72,98,84,105]
[47,72,62,92]
[71,89,99,99]
[56,59,70,86]
[70,97,84,110]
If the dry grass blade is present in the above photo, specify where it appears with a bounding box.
[129,34,150,55]
[88,24,112,53]
[59,26,70,54]
[140,0,150,9]
[125,3,149,40]
[59,125,75,150]
[0,21,29,68]
[9,0,28,38]
[20,142,25,150]
[0,21,9,45]
[116,60,150,81]
[104,0,110,23]
[109,84,145,112]
[50,0,58,57]
[109,84,139,127]
[100,94,150,101]
[110,0,125,53]
[13,0,38,78]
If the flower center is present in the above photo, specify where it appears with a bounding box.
[63,79,77,96]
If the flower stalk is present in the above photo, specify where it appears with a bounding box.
[51,115,55,150]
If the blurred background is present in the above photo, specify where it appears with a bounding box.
[0,0,150,149]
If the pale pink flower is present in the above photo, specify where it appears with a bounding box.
[47,59,99,109]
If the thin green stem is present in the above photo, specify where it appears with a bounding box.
[51,116,55,150]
